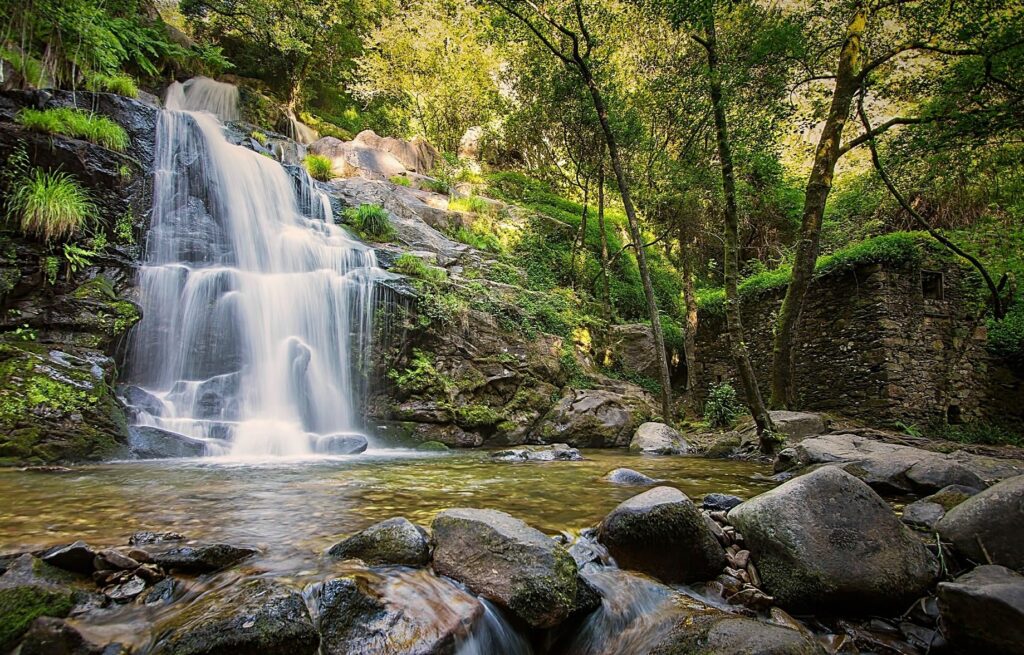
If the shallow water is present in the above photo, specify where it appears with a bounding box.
[0,450,770,574]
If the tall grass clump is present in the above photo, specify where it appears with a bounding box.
[82,72,138,98]
[304,154,335,181]
[6,169,96,241]
[17,108,129,152]
[345,203,394,241]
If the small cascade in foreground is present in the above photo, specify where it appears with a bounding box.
[124,77,382,457]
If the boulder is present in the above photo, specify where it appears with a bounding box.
[629,422,689,455]
[597,487,726,583]
[128,426,210,459]
[702,493,744,512]
[431,508,584,628]
[606,324,662,380]
[937,565,1024,654]
[728,466,938,612]
[327,517,430,567]
[153,579,318,655]
[40,541,96,575]
[152,544,258,573]
[651,616,826,655]
[775,433,986,493]
[765,411,826,441]
[902,484,980,530]
[937,474,1024,570]
[539,388,654,448]
[316,570,481,655]
[603,468,663,486]
[353,130,439,175]
[311,433,369,455]
[491,443,583,461]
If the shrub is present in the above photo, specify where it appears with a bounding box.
[393,253,447,284]
[423,177,450,194]
[6,169,95,241]
[988,302,1024,372]
[304,154,335,181]
[703,382,745,428]
[17,108,129,152]
[345,203,393,241]
[82,72,138,98]
[390,175,412,187]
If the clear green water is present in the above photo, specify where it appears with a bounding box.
[0,449,771,575]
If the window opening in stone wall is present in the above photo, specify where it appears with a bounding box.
[922,270,944,300]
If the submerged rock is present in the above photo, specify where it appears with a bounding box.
[597,487,725,584]
[937,474,1024,570]
[629,422,689,455]
[152,544,258,573]
[327,517,430,567]
[316,570,481,655]
[491,443,583,461]
[728,466,938,613]
[937,565,1024,655]
[431,508,585,628]
[602,468,663,486]
[153,579,318,655]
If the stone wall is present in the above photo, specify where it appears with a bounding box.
[693,259,1022,428]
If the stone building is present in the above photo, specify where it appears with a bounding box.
[693,249,1023,428]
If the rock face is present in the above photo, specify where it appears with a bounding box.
[153,579,319,655]
[151,544,258,573]
[629,422,689,455]
[728,466,938,612]
[606,324,661,380]
[937,475,1024,570]
[316,571,481,655]
[431,508,583,628]
[539,388,654,448]
[775,433,987,493]
[603,468,663,486]
[937,565,1024,655]
[327,517,430,567]
[597,487,726,584]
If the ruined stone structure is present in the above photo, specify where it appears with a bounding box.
[694,255,1023,428]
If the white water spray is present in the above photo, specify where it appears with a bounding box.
[125,78,381,457]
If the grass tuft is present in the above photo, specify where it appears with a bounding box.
[82,72,138,98]
[344,203,394,241]
[6,169,96,242]
[17,108,129,152]
[304,154,335,181]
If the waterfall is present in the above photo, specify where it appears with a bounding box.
[125,77,381,458]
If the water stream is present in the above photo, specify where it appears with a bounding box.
[124,77,381,458]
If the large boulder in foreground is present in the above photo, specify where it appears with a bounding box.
[937,565,1024,655]
[431,508,585,628]
[153,579,318,655]
[937,475,1024,570]
[728,466,938,612]
[597,487,725,584]
[629,422,689,455]
[327,517,430,567]
[775,433,986,493]
[316,570,481,655]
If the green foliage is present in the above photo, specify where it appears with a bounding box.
[251,130,269,146]
[423,177,451,195]
[115,212,134,244]
[448,195,494,215]
[930,421,1023,447]
[390,175,412,187]
[393,253,447,284]
[298,112,353,141]
[559,342,592,389]
[5,169,95,242]
[988,303,1024,371]
[387,349,453,395]
[303,154,335,181]
[16,108,129,152]
[344,203,394,241]
[703,382,745,428]
[82,72,138,97]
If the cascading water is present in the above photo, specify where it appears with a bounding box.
[125,77,381,457]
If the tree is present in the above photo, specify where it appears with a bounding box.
[492,0,674,421]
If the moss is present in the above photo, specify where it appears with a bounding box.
[112,300,140,335]
[453,404,502,429]
[0,585,74,649]
[415,440,449,451]
[507,546,578,627]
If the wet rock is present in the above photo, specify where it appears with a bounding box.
[327,517,430,567]
[651,615,826,655]
[41,541,96,575]
[316,570,481,655]
[538,388,654,448]
[603,468,663,486]
[129,531,186,546]
[128,426,209,459]
[702,493,743,512]
[597,487,726,584]
[95,549,139,571]
[431,508,582,628]
[311,433,369,455]
[152,544,258,573]
[937,474,1024,570]
[18,617,121,655]
[0,556,79,650]
[629,422,689,455]
[775,433,986,493]
[491,443,583,461]
[937,565,1024,654]
[103,574,146,603]
[154,579,318,655]
[142,578,180,605]
[728,466,938,613]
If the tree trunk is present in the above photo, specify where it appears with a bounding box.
[680,221,698,402]
[597,158,612,321]
[769,4,869,409]
[701,16,775,445]
[570,180,590,288]
[580,65,673,421]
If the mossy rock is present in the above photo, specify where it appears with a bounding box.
[415,440,449,451]
[0,584,75,649]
